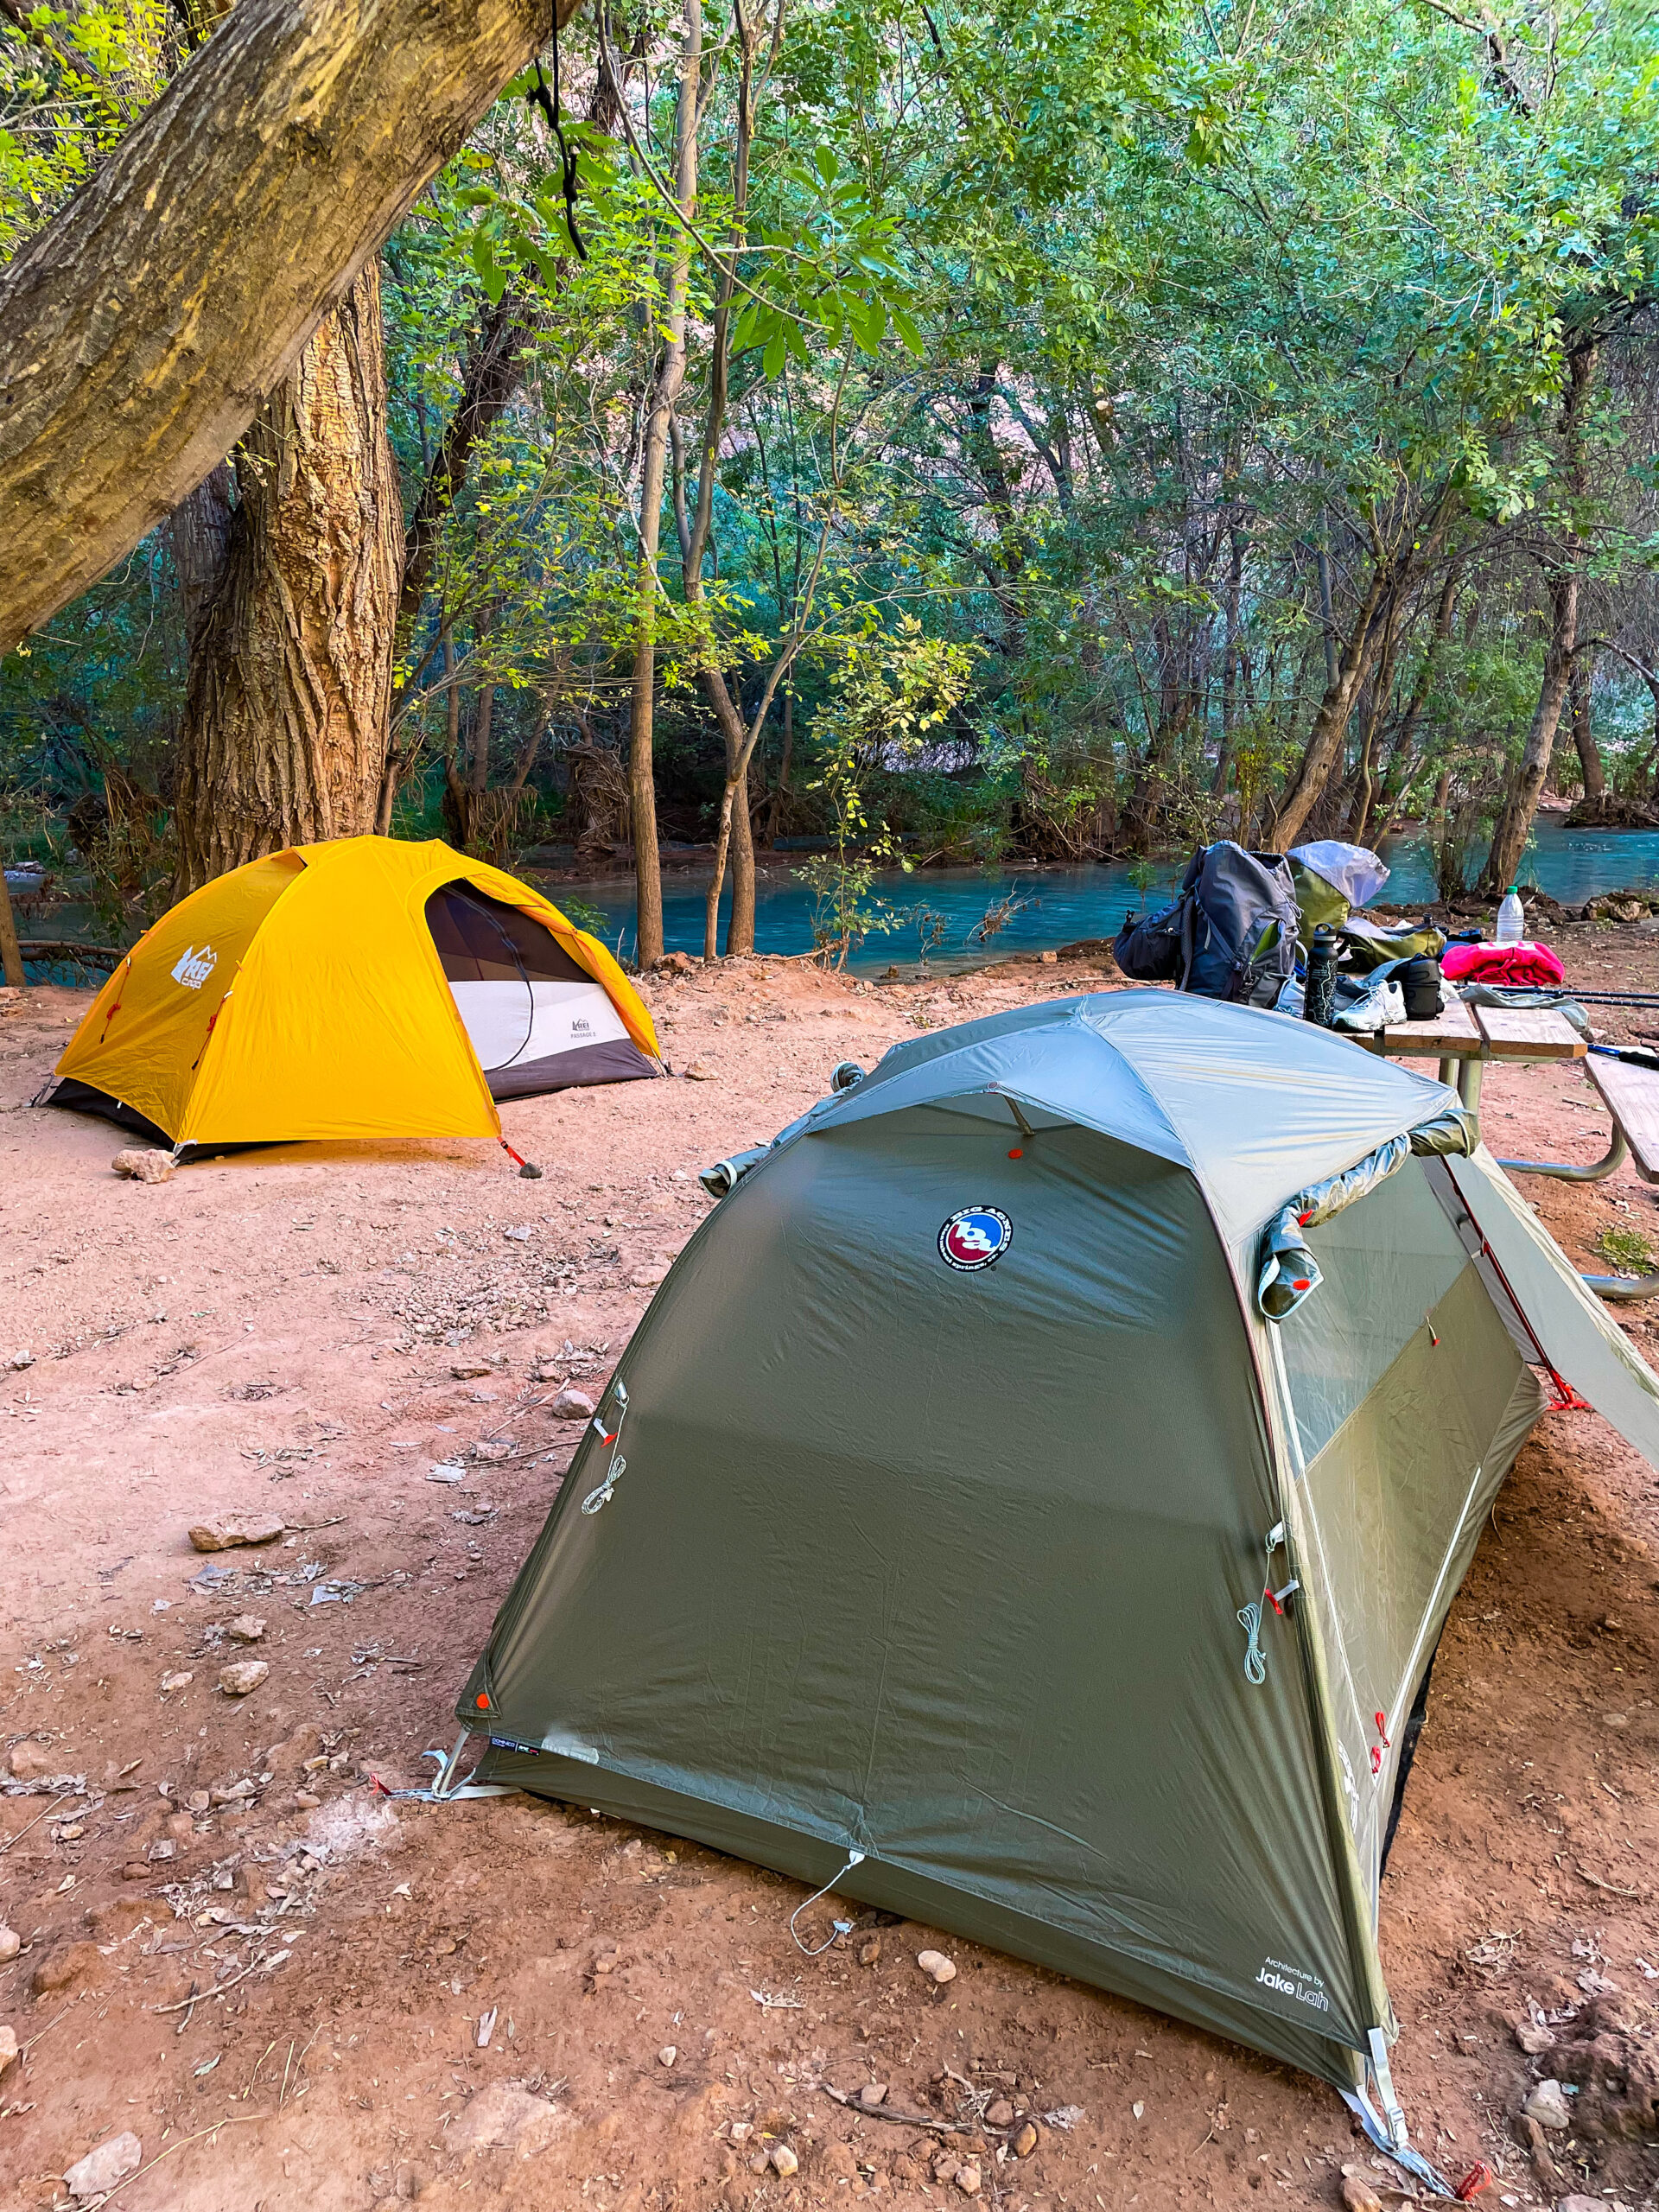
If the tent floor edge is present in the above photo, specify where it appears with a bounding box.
[472,1742,1370,2094]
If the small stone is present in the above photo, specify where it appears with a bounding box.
[858,2083,888,2108]
[858,1934,882,1967]
[472,1440,512,1462]
[208,1779,257,1806]
[1515,2020,1556,2056]
[656,951,696,975]
[747,2152,770,2175]
[729,2122,752,2144]
[1557,2198,1607,2212]
[0,1928,18,1961]
[1039,950,1058,964]
[1132,2101,1145,2120]
[954,2159,982,2196]
[295,1789,321,1810]
[769,2144,798,2177]
[658,2045,677,2068]
[1601,1711,1629,1728]
[1522,2079,1571,2131]
[917,1948,957,1984]
[7,1740,57,1781]
[1012,2121,1039,2158]
[683,1061,715,1081]
[63,2131,143,2198]
[219,1660,270,1697]
[1522,2115,1560,2186]
[1339,2178,1385,2212]
[9,1350,34,1370]
[112,1147,174,1184]
[985,2098,1014,2130]
[550,1389,596,1421]
[185,1789,211,1814]
[932,2152,961,2184]
[188,1513,285,1553]
[451,1361,494,1380]
[224,1615,266,1643]
[0,2024,16,2079]
[629,1265,670,1289]
[160,1671,194,1694]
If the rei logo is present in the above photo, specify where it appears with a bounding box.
[171,944,217,989]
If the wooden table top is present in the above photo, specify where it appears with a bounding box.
[1471,1005,1586,1059]
[1370,998,1483,1057]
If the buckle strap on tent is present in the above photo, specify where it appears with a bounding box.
[1338,2033,1456,2197]
[367,1732,517,1802]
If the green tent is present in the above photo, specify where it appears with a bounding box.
[454,993,1659,2182]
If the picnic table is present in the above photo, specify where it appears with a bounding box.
[1368,999,1659,1300]
[1364,999,1585,1114]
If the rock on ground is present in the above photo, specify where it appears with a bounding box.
[111,1148,174,1183]
[550,1388,595,1420]
[188,1512,285,1552]
[447,2083,567,2159]
[63,2132,142,2197]
[218,1661,270,1696]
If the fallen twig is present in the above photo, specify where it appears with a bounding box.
[1576,1863,1646,1900]
[98,2111,270,2203]
[20,1998,79,2059]
[151,1948,288,2014]
[817,2082,968,2136]
[0,1787,80,1855]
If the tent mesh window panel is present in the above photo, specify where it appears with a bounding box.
[425,882,653,1096]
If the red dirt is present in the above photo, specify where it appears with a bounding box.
[1,938,1656,2212]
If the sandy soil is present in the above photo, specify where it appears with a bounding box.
[1,937,1656,2212]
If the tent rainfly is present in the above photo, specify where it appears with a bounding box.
[46,836,660,1156]
[450,993,1659,2190]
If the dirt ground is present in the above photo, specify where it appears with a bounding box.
[1,933,1656,2212]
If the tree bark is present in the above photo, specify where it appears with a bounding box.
[168,463,234,652]
[1480,569,1580,897]
[0,0,570,657]
[172,260,402,893]
[1266,566,1390,852]
[1569,651,1603,800]
[1482,341,1600,896]
[0,870,23,988]
[627,0,700,969]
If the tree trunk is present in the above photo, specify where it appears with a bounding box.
[0,0,570,658]
[1372,566,1459,844]
[168,463,234,651]
[0,871,22,988]
[1482,341,1600,896]
[1480,569,1580,897]
[172,260,402,893]
[628,0,700,969]
[1266,567,1389,852]
[1570,651,1604,800]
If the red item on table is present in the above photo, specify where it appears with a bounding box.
[1441,939,1566,988]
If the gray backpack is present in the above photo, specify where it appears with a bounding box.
[1114,842,1299,1006]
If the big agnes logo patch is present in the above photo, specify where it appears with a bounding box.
[938,1206,1013,1272]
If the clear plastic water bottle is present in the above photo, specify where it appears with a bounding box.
[1495,886,1525,944]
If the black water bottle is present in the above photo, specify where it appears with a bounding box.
[1304,927,1337,1027]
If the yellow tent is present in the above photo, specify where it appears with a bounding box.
[49,837,661,1154]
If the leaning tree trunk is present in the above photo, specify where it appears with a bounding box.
[1482,341,1600,897]
[0,0,569,658]
[1480,569,1580,899]
[172,262,402,893]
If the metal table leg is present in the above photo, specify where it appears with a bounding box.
[1498,1126,1628,1183]
[1456,1058,1484,1116]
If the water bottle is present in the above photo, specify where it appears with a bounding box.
[1304,927,1337,1027]
[1495,886,1525,944]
